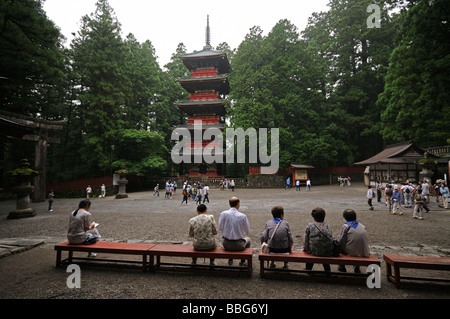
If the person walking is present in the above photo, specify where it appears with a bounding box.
[366,186,374,210]
[439,183,449,209]
[48,190,54,212]
[203,184,210,203]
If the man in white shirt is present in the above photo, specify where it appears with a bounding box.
[219,197,251,266]
[203,184,210,203]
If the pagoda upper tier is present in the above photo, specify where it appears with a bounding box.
[179,49,231,74]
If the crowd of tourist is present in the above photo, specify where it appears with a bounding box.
[367,179,449,219]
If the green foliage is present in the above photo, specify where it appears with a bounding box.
[2,0,447,184]
[0,0,67,118]
[379,0,450,146]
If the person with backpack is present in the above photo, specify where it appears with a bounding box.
[401,182,413,208]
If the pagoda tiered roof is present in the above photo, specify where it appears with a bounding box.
[179,49,231,74]
[175,99,227,116]
[178,74,230,95]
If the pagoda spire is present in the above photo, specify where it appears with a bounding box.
[204,15,212,50]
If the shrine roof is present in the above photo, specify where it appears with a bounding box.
[354,141,439,165]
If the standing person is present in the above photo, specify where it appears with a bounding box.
[260,206,293,269]
[422,180,430,205]
[337,209,370,273]
[153,184,159,197]
[366,186,374,210]
[67,199,101,257]
[203,184,210,203]
[391,185,404,215]
[86,185,92,199]
[100,184,106,198]
[306,179,311,191]
[401,182,413,208]
[48,190,54,212]
[196,189,202,204]
[295,180,300,191]
[384,184,393,208]
[231,180,235,192]
[181,187,188,204]
[439,183,449,209]
[285,177,291,190]
[376,180,382,203]
[303,207,333,271]
[189,204,217,265]
[413,185,425,220]
[219,197,251,266]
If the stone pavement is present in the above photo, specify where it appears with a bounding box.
[0,183,449,301]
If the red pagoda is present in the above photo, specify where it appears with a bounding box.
[175,16,231,178]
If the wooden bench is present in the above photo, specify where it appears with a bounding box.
[259,250,380,284]
[147,244,253,277]
[55,241,156,272]
[383,254,450,288]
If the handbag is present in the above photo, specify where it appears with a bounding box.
[261,220,282,254]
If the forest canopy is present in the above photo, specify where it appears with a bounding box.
[0,0,448,183]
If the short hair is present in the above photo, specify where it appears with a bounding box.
[197,204,207,213]
[343,209,357,222]
[271,206,284,219]
[311,207,326,222]
[229,197,240,207]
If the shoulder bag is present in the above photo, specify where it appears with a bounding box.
[261,221,282,254]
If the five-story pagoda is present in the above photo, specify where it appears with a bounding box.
[175,16,231,178]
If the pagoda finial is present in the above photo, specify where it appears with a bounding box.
[204,15,211,50]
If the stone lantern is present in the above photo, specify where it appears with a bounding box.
[115,165,128,199]
[7,159,38,219]
[418,152,436,183]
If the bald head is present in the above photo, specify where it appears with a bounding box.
[229,197,240,208]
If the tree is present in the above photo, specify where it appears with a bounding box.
[302,0,401,164]
[379,0,450,146]
[69,0,128,176]
[0,0,67,118]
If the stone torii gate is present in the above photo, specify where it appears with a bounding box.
[0,110,65,202]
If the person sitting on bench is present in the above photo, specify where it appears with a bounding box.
[260,206,293,269]
[219,197,251,266]
[337,209,370,273]
[303,207,333,271]
[189,204,218,265]
[67,199,101,257]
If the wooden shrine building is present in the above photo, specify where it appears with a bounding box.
[354,141,441,184]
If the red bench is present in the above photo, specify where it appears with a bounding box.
[383,254,450,288]
[259,250,380,284]
[54,241,156,272]
[148,244,253,277]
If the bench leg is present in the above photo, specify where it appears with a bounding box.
[247,258,252,277]
[259,259,265,277]
[393,265,401,288]
[142,254,147,272]
[56,250,62,267]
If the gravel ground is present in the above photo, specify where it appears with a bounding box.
[0,183,449,306]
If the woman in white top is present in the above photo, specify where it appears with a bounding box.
[67,199,101,256]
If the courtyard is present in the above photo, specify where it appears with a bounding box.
[0,183,449,302]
